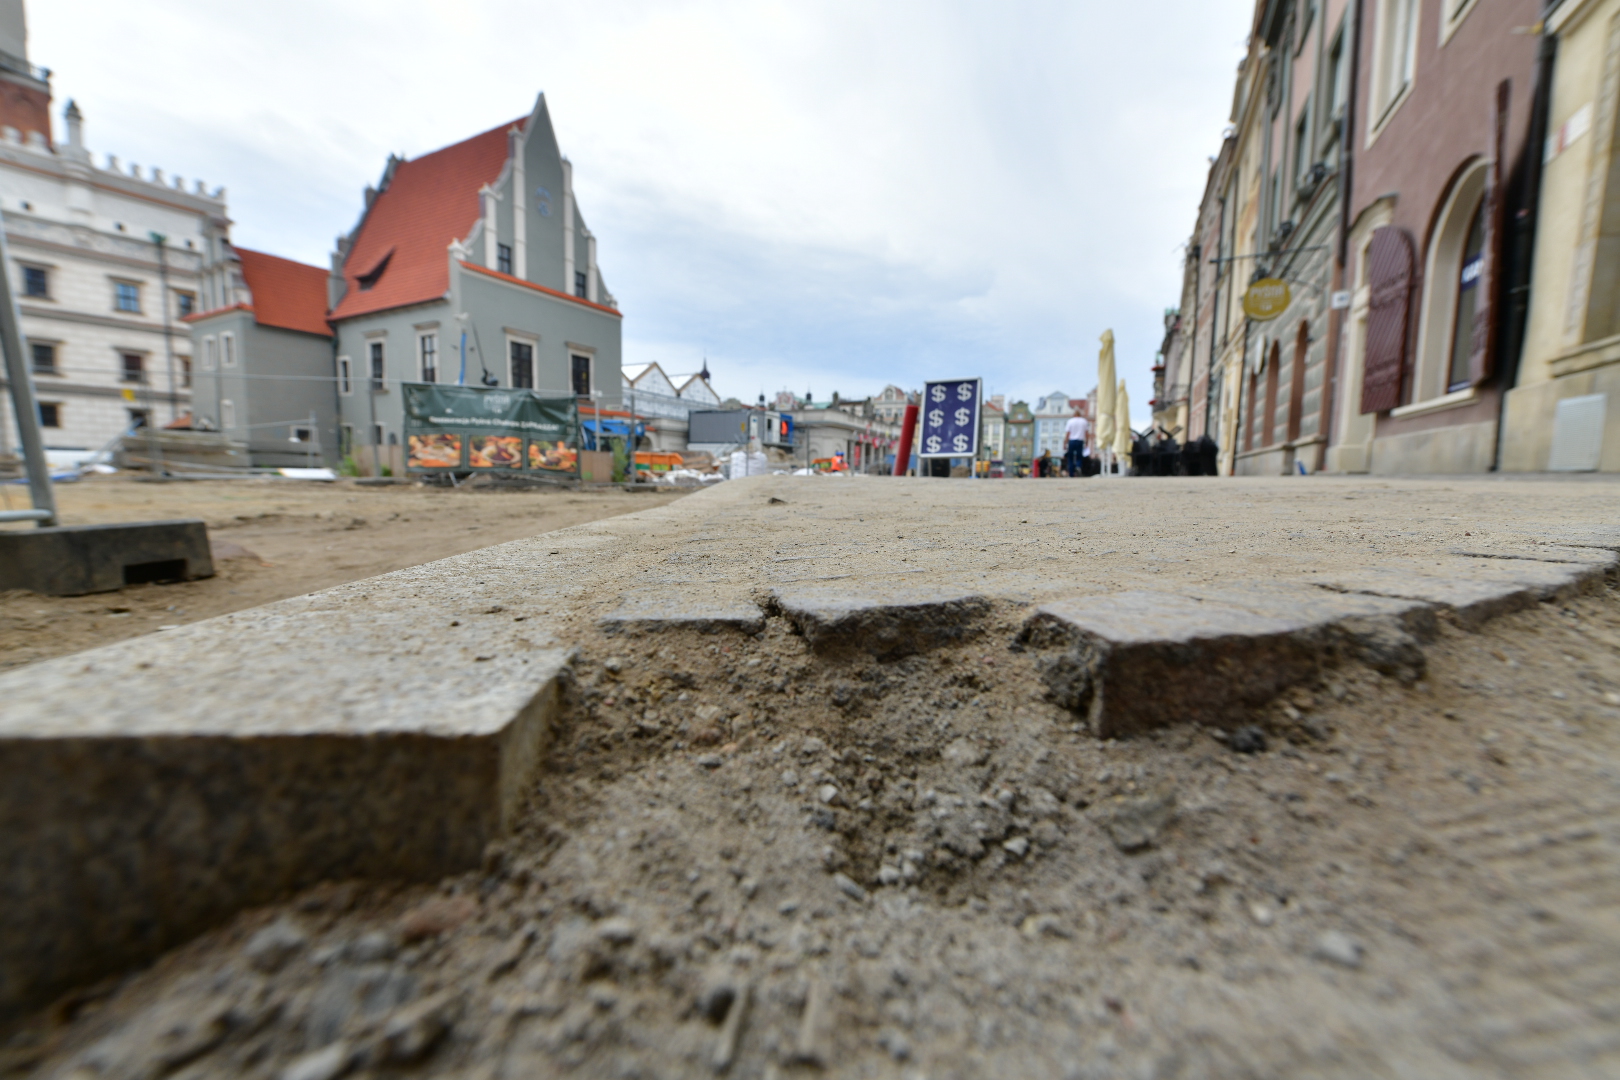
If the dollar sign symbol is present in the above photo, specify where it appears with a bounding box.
[954,407,970,426]
[928,409,944,427]
[931,386,946,403]
[957,383,973,401]
[925,436,941,453]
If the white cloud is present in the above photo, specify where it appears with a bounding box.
[30,0,1250,431]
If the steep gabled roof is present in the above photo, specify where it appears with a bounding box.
[330,119,521,321]
[234,248,332,337]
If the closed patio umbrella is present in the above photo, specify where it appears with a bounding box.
[1113,378,1132,460]
[1096,330,1116,453]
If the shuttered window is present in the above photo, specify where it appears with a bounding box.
[1360,226,1415,414]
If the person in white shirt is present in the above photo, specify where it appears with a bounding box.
[1063,410,1091,477]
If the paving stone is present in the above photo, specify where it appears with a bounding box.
[769,586,992,658]
[0,597,567,1022]
[1321,555,1609,628]
[1023,591,1327,737]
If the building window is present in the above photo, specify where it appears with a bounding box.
[127,407,150,430]
[1326,30,1347,123]
[575,270,588,299]
[291,425,313,443]
[202,336,217,371]
[419,332,438,383]
[510,340,534,389]
[175,290,196,318]
[30,342,57,374]
[38,401,60,428]
[372,422,385,446]
[369,339,385,390]
[497,243,513,275]
[571,354,591,396]
[337,355,353,395]
[221,331,236,367]
[1447,203,1487,392]
[220,399,235,429]
[340,424,354,455]
[114,281,142,313]
[21,265,48,298]
[179,356,192,388]
[120,352,145,383]
[1374,0,1420,123]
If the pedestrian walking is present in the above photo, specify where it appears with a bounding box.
[1063,408,1091,477]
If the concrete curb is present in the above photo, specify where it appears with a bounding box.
[0,597,567,1021]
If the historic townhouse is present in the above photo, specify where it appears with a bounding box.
[328,94,622,465]
[1203,0,1351,476]
[1165,136,1236,449]
[0,2,226,453]
[1503,0,1620,472]
[1327,0,1544,473]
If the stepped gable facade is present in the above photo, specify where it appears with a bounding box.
[328,93,623,455]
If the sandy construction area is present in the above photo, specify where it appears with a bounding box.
[0,475,687,672]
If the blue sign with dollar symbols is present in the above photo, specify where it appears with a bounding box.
[919,378,982,457]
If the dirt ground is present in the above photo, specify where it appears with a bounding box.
[0,475,687,672]
[8,573,1618,1079]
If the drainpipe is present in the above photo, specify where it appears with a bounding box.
[1205,195,1227,441]
[1188,244,1200,439]
[1324,0,1364,460]
[1491,4,1558,472]
[150,233,179,423]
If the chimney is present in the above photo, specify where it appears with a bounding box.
[62,99,86,155]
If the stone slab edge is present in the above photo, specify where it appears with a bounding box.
[1024,549,1616,739]
[767,588,994,659]
[0,620,567,1023]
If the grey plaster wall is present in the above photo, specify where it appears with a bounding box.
[188,309,254,445]
[191,312,337,466]
[459,267,621,405]
[239,324,337,466]
[332,299,450,448]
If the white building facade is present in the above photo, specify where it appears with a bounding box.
[0,14,226,454]
[1033,390,1072,458]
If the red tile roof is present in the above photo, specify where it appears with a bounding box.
[330,120,522,321]
[234,248,333,337]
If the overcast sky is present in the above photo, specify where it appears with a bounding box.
[33,0,1250,428]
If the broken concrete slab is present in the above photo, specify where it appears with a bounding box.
[0,519,214,595]
[768,586,992,658]
[0,597,567,1022]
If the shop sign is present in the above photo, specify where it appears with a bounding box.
[1243,278,1292,321]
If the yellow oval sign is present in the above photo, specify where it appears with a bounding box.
[1243,278,1292,321]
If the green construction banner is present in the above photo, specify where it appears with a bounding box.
[402,383,579,474]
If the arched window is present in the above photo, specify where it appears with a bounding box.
[1447,203,1486,392]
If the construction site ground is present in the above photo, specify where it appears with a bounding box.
[0,474,686,672]
[5,475,1620,1080]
